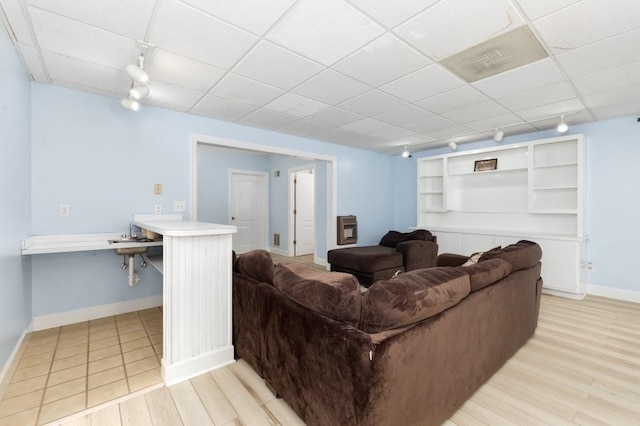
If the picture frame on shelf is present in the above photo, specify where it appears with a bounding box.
[474,158,498,172]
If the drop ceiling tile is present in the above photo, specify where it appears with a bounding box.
[239,109,299,130]
[368,126,417,140]
[143,80,204,111]
[405,116,455,133]
[51,79,121,99]
[146,49,225,93]
[233,41,323,91]
[314,127,360,142]
[416,85,489,115]
[27,0,155,39]
[590,101,640,121]
[337,90,405,116]
[340,118,391,134]
[279,120,333,138]
[583,83,640,110]
[380,64,463,103]
[42,50,128,95]
[395,0,524,61]
[427,124,475,140]
[180,0,296,35]
[1,0,35,45]
[517,0,580,21]
[292,70,370,105]
[267,0,384,66]
[556,29,640,78]
[497,81,576,111]
[308,107,365,127]
[442,100,508,123]
[464,113,523,132]
[572,61,640,97]
[190,95,257,121]
[148,0,257,69]
[472,58,564,99]
[263,93,329,118]
[516,98,586,121]
[347,0,440,28]
[394,134,435,145]
[28,6,134,69]
[373,105,431,125]
[334,33,430,86]
[211,74,284,107]
[19,43,45,76]
[533,0,640,54]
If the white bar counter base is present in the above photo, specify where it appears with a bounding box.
[133,216,237,386]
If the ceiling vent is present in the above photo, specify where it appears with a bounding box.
[440,25,548,83]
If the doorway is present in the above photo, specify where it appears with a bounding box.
[229,169,268,253]
[290,166,315,257]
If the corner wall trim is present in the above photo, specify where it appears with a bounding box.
[31,295,163,331]
[0,323,31,395]
[587,285,640,303]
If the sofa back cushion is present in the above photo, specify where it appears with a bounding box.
[462,258,513,292]
[233,250,275,285]
[361,267,470,333]
[379,229,434,248]
[273,263,362,327]
[479,240,542,272]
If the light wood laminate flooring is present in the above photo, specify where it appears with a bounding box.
[2,294,639,425]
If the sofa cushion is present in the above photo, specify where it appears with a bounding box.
[273,263,362,327]
[479,240,542,272]
[461,246,501,266]
[463,258,513,292]
[328,246,403,272]
[379,229,434,248]
[233,249,275,285]
[361,267,470,333]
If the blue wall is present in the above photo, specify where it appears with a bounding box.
[0,25,32,370]
[29,84,395,317]
[396,116,640,293]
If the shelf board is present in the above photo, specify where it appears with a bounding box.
[419,208,446,213]
[420,174,444,178]
[533,161,577,169]
[448,167,527,176]
[420,191,444,194]
[530,209,578,215]
[532,186,578,191]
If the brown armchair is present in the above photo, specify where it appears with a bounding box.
[327,230,438,287]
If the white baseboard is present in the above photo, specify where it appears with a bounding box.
[162,346,235,386]
[587,285,640,303]
[32,295,163,331]
[267,247,289,257]
[314,255,329,269]
[0,322,31,396]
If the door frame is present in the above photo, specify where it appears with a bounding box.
[228,169,269,252]
[288,164,315,257]
[190,134,338,255]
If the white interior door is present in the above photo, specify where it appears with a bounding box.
[294,169,315,256]
[229,171,267,254]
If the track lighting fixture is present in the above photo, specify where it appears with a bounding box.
[493,128,504,142]
[557,115,568,133]
[448,141,458,151]
[402,145,411,158]
[121,41,154,111]
[120,97,139,111]
[129,84,150,100]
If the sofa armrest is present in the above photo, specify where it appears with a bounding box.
[436,253,469,267]
[396,240,438,271]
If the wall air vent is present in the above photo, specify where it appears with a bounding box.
[440,25,548,83]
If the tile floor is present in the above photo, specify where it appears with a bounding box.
[0,308,163,425]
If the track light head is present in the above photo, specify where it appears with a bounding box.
[126,63,148,83]
[493,128,504,142]
[557,115,568,133]
[402,145,411,158]
[120,97,139,111]
[448,141,457,151]
[129,84,150,100]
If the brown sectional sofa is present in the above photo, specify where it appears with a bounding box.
[232,240,543,426]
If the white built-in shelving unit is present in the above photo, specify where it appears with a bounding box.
[417,134,587,298]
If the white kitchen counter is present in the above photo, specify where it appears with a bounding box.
[132,219,236,237]
[21,233,163,255]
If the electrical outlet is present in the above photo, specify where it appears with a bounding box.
[586,261,594,271]
[173,201,186,212]
[154,183,162,195]
[154,204,162,214]
[59,204,70,216]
